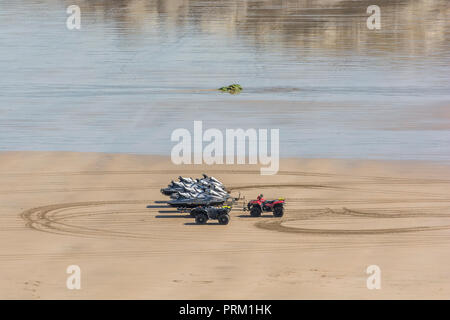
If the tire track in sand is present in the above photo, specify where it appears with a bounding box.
[255,207,450,235]
[20,200,161,240]
[18,171,450,238]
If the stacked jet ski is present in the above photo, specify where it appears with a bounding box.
[161,174,230,208]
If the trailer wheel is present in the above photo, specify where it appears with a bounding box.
[250,206,262,217]
[218,214,230,225]
[273,205,284,217]
[195,213,208,224]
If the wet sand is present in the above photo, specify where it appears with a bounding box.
[1,151,450,299]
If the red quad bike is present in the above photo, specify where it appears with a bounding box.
[247,195,285,217]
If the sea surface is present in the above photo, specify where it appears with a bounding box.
[0,0,449,160]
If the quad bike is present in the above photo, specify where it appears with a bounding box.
[246,195,285,217]
[190,205,231,225]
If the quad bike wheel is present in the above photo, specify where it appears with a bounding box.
[250,206,262,217]
[218,213,230,225]
[190,208,201,217]
[195,213,208,224]
[273,205,284,217]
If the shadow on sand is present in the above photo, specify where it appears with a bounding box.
[146,205,170,209]
[155,214,192,219]
[237,214,275,218]
[184,222,222,226]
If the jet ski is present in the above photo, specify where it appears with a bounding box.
[168,193,229,208]
[161,174,227,196]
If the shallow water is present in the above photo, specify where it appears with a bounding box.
[0,0,449,160]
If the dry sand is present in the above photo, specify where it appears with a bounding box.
[1,151,450,299]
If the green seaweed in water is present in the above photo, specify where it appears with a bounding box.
[218,84,242,94]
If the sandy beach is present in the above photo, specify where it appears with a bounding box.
[1,0,449,303]
[1,151,449,299]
